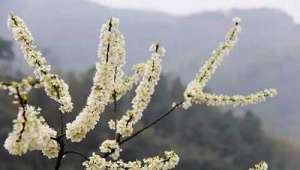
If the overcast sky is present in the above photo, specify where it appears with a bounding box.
[89,0,300,23]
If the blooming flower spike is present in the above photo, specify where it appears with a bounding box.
[82,150,179,170]
[183,17,277,109]
[0,79,59,158]
[196,89,277,107]
[115,43,165,137]
[4,105,59,158]
[7,13,73,113]
[99,139,122,160]
[66,17,129,142]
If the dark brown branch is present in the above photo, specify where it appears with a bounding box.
[63,151,89,161]
[103,100,184,158]
[52,84,64,136]
[58,110,64,135]
[15,86,28,142]
[106,18,113,63]
[102,150,114,158]
[113,91,117,113]
[106,44,110,63]
[53,85,66,170]
[108,17,113,32]
[57,133,66,139]
[113,90,121,144]
[155,43,159,52]
[148,44,159,81]
[54,115,65,170]
[0,78,39,142]
[120,100,184,145]
[54,137,65,170]
[10,14,19,26]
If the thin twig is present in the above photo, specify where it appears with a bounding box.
[113,91,122,143]
[54,137,65,170]
[59,109,64,135]
[113,90,117,113]
[54,86,66,170]
[63,151,89,161]
[53,85,64,135]
[103,100,184,158]
[106,18,113,63]
[120,100,184,145]
[16,86,28,142]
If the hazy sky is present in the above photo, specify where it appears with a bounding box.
[89,0,300,22]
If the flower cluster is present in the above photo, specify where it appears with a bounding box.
[0,77,39,103]
[115,43,164,137]
[66,17,130,142]
[82,151,179,170]
[183,17,277,109]
[7,13,73,113]
[1,78,59,158]
[82,153,107,170]
[105,17,137,102]
[192,89,277,107]
[249,161,268,170]
[99,139,122,160]
[4,105,59,158]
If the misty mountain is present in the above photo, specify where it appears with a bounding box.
[0,0,299,139]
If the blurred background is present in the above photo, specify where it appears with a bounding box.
[0,0,300,169]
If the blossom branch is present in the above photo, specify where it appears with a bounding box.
[0,78,40,142]
[8,13,73,113]
[3,14,277,170]
[65,17,124,142]
[102,100,183,158]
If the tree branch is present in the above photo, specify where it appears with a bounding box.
[113,91,122,143]
[63,151,89,161]
[103,100,183,158]
[120,100,183,145]
[54,137,65,170]
[15,86,28,142]
[54,86,66,170]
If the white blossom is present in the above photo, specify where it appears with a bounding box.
[183,17,277,109]
[82,150,179,170]
[0,77,39,104]
[4,105,59,158]
[108,119,116,130]
[249,161,268,170]
[192,89,277,107]
[116,43,164,137]
[7,13,73,113]
[99,139,122,160]
[124,161,142,170]
[66,17,128,142]
[82,153,107,170]
[1,78,58,159]
[142,151,179,170]
[162,151,180,170]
